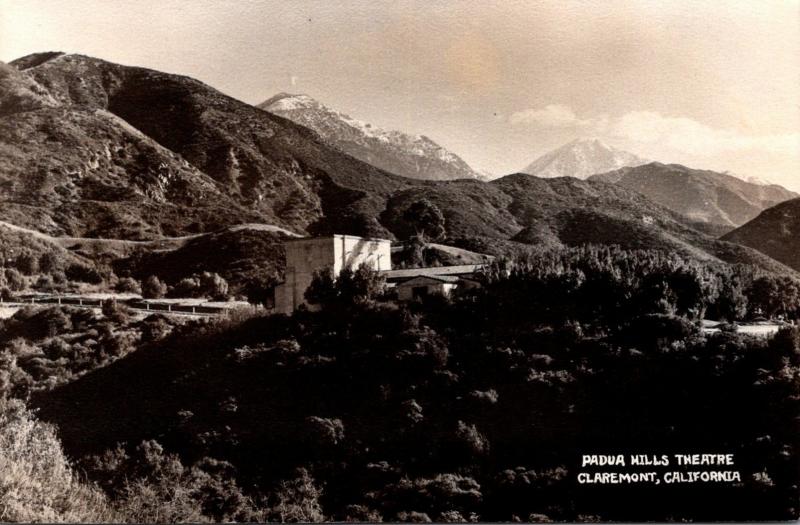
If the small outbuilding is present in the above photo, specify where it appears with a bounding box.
[396,275,479,301]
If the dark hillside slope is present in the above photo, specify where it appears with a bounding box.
[11,53,414,237]
[0,105,260,238]
[114,227,291,293]
[487,175,794,274]
[723,198,800,271]
[376,174,795,275]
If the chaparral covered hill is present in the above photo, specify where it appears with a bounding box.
[591,163,797,230]
[0,52,795,284]
[4,52,416,239]
[722,198,800,272]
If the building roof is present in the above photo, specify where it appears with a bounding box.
[397,275,461,285]
[381,264,484,282]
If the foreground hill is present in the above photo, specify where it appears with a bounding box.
[31,248,800,521]
[591,163,797,229]
[522,138,647,179]
[722,198,800,271]
[260,93,484,181]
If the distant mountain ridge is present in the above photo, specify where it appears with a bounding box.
[522,138,648,179]
[590,163,797,228]
[723,198,800,272]
[259,93,483,181]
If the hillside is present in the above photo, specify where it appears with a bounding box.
[30,250,800,521]
[2,53,794,281]
[113,226,292,293]
[376,174,795,275]
[722,198,800,271]
[591,163,797,228]
[260,93,483,181]
[5,53,415,238]
[522,138,647,179]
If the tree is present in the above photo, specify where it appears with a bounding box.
[34,275,56,292]
[199,272,229,301]
[714,279,748,322]
[747,276,784,319]
[403,199,446,242]
[115,277,142,295]
[65,263,103,285]
[305,263,386,309]
[38,252,60,274]
[245,275,278,308]
[171,276,201,298]
[142,276,168,299]
[4,268,25,292]
[15,253,39,275]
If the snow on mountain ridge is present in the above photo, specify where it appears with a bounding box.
[259,93,481,181]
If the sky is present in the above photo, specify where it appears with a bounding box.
[2,0,799,188]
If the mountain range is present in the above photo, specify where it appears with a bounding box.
[260,92,484,181]
[0,52,797,285]
[590,163,797,229]
[522,138,648,179]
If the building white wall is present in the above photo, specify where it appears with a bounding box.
[396,276,459,301]
[275,235,391,314]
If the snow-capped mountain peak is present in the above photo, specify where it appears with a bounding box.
[258,93,482,181]
[522,138,648,180]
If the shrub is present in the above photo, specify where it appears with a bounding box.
[115,277,142,295]
[0,398,116,522]
[304,416,345,447]
[38,252,60,274]
[83,440,259,522]
[272,468,325,523]
[305,264,386,309]
[65,263,104,284]
[4,268,25,291]
[34,274,56,292]
[270,468,325,523]
[101,299,130,323]
[14,253,39,275]
[171,276,201,297]
[455,421,490,456]
[244,275,278,308]
[142,276,168,299]
[200,272,229,301]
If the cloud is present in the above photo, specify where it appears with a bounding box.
[610,111,799,156]
[511,105,799,157]
[509,104,593,128]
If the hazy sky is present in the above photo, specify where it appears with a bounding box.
[2,0,799,188]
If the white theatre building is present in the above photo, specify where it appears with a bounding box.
[273,234,483,314]
[274,234,392,314]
